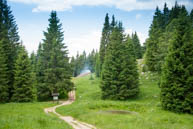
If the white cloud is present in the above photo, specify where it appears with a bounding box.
[21,27,146,56]
[18,23,45,55]
[9,0,193,12]
[65,28,147,57]
[21,28,101,57]
[65,30,101,57]
[125,28,147,44]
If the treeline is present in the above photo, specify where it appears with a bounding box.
[0,0,73,102]
[98,14,142,100]
[70,50,98,77]
[144,2,193,114]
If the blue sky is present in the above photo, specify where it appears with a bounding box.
[7,0,193,56]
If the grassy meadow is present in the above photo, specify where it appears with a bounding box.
[0,102,72,129]
[56,73,193,129]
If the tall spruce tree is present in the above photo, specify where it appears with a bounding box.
[119,35,139,99]
[144,7,163,72]
[0,40,9,102]
[110,15,116,30]
[70,56,76,77]
[87,49,96,73]
[0,0,20,100]
[30,51,36,73]
[101,25,139,100]
[72,53,82,77]
[37,11,73,100]
[95,52,100,77]
[35,43,48,100]
[132,32,142,59]
[160,10,193,114]
[163,3,170,27]
[169,2,181,23]
[99,13,110,76]
[73,53,80,77]
[12,46,36,102]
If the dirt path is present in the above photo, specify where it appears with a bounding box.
[44,91,96,129]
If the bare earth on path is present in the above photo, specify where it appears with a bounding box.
[44,91,97,129]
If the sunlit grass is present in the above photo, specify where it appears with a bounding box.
[57,73,193,129]
[0,102,72,129]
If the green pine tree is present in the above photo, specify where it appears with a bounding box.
[88,49,96,73]
[132,32,142,59]
[0,0,20,100]
[70,56,76,77]
[144,7,164,72]
[12,46,36,102]
[30,51,37,73]
[99,13,110,76]
[0,40,9,102]
[36,43,49,100]
[37,11,73,100]
[163,3,170,27]
[95,52,100,77]
[72,52,85,77]
[110,15,116,30]
[160,10,193,114]
[101,25,139,100]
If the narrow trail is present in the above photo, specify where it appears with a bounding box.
[44,91,97,129]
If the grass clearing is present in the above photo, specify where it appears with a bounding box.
[57,73,193,129]
[0,102,72,129]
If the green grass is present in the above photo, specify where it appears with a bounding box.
[57,73,193,129]
[0,102,72,129]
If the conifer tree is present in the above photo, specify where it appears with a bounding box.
[0,0,20,100]
[70,56,76,77]
[95,52,100,77]
[77,53,86,75]
[120,35,139,99]
[126,35,136,57]
[101,27,123,99]
[160,10,193,114]
[72,52,84,77]
[101,25,139,100]
[37,11,73,100]
[144,7,163,71]
[30,51,37,73]
[87,49,96,73]
[35,43,48,100]
[0,40,9,102]
[110,15,116,30]
[12,46,36,102]
[163,3,170,27]
[73,53,80,77]
[82,50,87,63]
[99,13,110,76]
[132,32,142,59]
[190,9,193,20]
[169,2,181,22]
